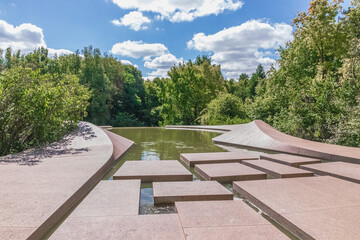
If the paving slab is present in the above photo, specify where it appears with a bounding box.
[70,180,140,217]
[113,160,193,182]
[183,226,289,240]
[260,153,322,167]
[300,161,360,184]
[242,160,314,178]
[195,163,267,182]
[175,200,287,240]
[153,181,233,205]
[50,214,186,240]
[233,176,360,240]
[180,151,258,167]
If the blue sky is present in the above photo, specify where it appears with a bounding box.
[0,0,352,79]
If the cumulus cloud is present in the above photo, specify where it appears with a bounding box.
[0,20,73,56]
[119,59,138,68]
[144,53,183,79]
[187,20,293,78]
[0,20,45,51]
[110,40,168,59]
[111,11,151,31]
[47,48,74,57]
[111,0,243,22]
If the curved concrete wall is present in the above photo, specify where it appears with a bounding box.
[0,122,134,240]
[213,120,360,163]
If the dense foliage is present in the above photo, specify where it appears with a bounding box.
[0,47,147,155]
[1,0,359,156]
[0,63,90,156]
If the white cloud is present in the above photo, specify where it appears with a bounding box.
[0,20,45,52]
[47,48,74,57]
[187,20,293,78]
[111,0,243,22]
[111,11,151,31]
[0,20,73,57]
[110,40,168,59]
[119,59,138,68]
[144,53,183,79]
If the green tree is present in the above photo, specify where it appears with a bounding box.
[199,93,249,125]
[159,58,225,125]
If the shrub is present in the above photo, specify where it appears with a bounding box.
[0,66,90,156]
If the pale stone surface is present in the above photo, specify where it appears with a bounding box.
[175,200,287,239]
[0,122,134,240]
[260,153,322,167]
[153,181,233,205]
[180,151,258,167]
[183,226,289,240]
[167,120,360,163]
[242,160,314,178]
[233,176,360,239]
[113,160,193,182]
[50,214,186,240]
[300,161,360,183]
[70,180,140,217]
[195,163,267,182]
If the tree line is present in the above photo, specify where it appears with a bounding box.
[1,0,359,156]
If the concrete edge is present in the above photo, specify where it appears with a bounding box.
[28,123,134,240]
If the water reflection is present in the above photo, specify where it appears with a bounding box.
[111,127,224,161]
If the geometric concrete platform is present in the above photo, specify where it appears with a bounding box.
[180,151,258,167]
[260,153,322,167]
[300,161,360,183]
[195,163,267,182]
[68,180,141,218]
[242,160,314,178]
[233,176,360,239]
[50,214,186,240]
[153,181,233,205]
[113,160,193,182]
[175,200,287,240]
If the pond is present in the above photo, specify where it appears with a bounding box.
[104,127,228,214]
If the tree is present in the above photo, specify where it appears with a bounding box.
[199,93,249,125]
[158,58,225,125]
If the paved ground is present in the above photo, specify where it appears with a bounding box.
[195,162,267,182]
[242,160,314,178]
[180,151,258,167]
[153,181,233,205]
[234,176,360,239]
[113,160,193,182]
[260,153,322,167]
[300,161,360,183]
[0,122,134,240]
[175,200,288,240]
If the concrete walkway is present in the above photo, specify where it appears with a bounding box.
[0,122,134,240]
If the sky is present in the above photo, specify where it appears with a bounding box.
[0,0,352,79]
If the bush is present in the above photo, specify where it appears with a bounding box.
[0,66,90,156]
[199,93,249,125]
